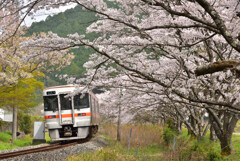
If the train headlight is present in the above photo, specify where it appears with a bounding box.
[45,115,57,119]
[78,113,86,116]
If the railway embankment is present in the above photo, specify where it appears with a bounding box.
[1,135,107,161]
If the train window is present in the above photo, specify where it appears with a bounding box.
[43,96,58,111]
[74,93,89,109]
[60,94,72,110]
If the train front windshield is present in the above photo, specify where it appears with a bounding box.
[44,96,58,111]
[60,94,72,110]
[44,93,89,111]
[74,93,89,109]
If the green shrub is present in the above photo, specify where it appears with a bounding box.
[18,111,44,135]
[163,127,177,144]
[19,113,32,134]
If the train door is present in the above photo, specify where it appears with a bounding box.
[59,94,73,125]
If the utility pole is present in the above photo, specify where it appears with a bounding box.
[117,88,122,142]
[12,0,20,142]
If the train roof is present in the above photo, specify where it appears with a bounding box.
[43,84,87,95]
[43,85,98,101]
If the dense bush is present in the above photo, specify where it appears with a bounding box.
[163,127,177,145]
[18,112,44,135]
[163,118,177,144]
[19,113,32,134]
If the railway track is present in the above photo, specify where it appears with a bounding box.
[0,136,92,160]
[0,142,76,160]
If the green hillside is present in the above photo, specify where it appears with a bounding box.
[26,5,98,87]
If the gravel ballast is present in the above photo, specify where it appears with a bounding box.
[2,135,108,161]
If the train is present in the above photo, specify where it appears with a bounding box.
[43,85,100,141]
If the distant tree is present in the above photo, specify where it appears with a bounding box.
[25,5,98,86]
[0,77,43,140]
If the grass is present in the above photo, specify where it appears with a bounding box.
[234,121,240,133]
[68,123,166,161]
[161,129,240,161]
[0,131,33,150]
[45,132,51,143]
[67,140,165,161]
[0,131,51,151]
[1,123,240,160]
[67,123,240,161]
[100,123,163,147]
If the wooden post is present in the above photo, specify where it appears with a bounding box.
[117,88,122,142]
[127,128,132,155]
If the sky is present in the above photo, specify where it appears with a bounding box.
[23,4,77,27]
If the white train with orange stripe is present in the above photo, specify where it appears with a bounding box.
[43,84,100,141]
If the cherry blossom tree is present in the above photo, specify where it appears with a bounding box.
[0,31,74,140]
[0,4,74,140]
[2,0,240,155]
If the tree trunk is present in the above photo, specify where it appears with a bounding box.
[220,134,233,155]
[117,103,121,142]
[177,117,182,134]
[12,106,18,142]
[210,125,217,142]
[219,112,237,155]
[208,110,238,155]
[209,114,217,142]
[188,116,197,137]
[197,122,203,141]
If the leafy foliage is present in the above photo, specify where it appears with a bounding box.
[162,119,178,145]
[0,77,43,110]
[163,127,177,145]
[18,111,44,135]
[18,112,32,134]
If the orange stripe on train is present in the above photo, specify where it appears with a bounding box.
[45,113,99,119]
[61,114,72,118]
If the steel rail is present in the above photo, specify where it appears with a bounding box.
[0,131,93,160]
[0,141,78,160]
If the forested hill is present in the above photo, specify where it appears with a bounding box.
[26,6,98,87]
